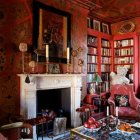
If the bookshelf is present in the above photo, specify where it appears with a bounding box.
[101,39,111,92]
[87,28,112,94]
[113,32,140,91]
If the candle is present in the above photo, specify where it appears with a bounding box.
[67,47,70,60]
[46,44,49,58]
[116,107,118,116]
[107,106,109,116]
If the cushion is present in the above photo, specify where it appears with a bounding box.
[115,94,129,107]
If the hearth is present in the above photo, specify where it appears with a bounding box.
[18,74,84,140]
[36,88,71,134]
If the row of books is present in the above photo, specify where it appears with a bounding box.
[114,57,133,64]
[102,40,110,47]
[87,64,98,73]
[101,73,110,81]
[87,55,97,63]
[101,48,110,56]
[88,47,97,55]
[101,65,110,72]
[87,36,98,46]
[115,48,133,56]
[114,39,133,48]
[101,57,111,63]
[87,81,110,93]
[101,81,109,92]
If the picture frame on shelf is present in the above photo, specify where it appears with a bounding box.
[102,23,109,34]
[87,17,91,28]
[93,19,101,31]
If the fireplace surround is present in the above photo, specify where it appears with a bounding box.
[18,74,84,139]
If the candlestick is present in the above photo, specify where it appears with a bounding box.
[107,106,109,116]
[46,57,49,74]
[66,59,70,74]
[116,107,118,116]
[67,47,69,60]
[46,44,49,58]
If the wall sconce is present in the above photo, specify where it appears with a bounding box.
[19,43,27,73]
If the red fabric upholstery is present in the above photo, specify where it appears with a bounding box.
[0,133,8,140]
[108,84,140,120]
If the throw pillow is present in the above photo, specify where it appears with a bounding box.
[115,94,129,107]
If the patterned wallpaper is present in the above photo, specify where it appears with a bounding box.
[0,0,88,125]
[0,0,32,125]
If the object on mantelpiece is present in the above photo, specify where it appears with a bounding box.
[19,42,27,73]
[29,61,36,73]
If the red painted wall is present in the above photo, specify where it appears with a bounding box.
[0,0,88,125]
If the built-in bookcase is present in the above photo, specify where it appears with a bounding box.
[114,38,133,72]
[101,39,111,92]
[113,32,140,91]
[87,35,98,74]
[87,28,112,94]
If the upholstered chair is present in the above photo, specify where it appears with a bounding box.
[108,84,140,121]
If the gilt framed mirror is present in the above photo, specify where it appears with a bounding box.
[32,1,71,63]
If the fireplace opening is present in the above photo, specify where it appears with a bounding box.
[36,88,71,135]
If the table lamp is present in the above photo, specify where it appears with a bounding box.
[93,73,102,86]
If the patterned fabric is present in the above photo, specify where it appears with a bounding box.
[115,94,129,107]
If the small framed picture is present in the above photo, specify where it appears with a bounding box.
[53,117,67,135]
[87,17,91,28]
[93,20,101,31]
[49,64,61,74]
[102,23,109,34]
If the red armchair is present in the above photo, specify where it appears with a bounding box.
[108,84,140,121]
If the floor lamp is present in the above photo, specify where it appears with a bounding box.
[93,73,102,112]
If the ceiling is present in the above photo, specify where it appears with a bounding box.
[71,0,140,23]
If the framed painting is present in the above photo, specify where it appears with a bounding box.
[48,64,61,74]
[53,117,67,135]
[102,23,109,34]
[93,20,101,31]
[33,1,71,63]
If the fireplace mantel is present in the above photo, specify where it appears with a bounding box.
[18,74,85,139]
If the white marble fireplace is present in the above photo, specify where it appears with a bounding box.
[18,74,84,139]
